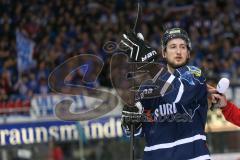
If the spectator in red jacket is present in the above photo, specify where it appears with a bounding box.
[208,86,240,127]
[213,93,240,127]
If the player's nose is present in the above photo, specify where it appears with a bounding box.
[176,47,181,55]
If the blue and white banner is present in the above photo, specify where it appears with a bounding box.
[0,116,123,146]
[31,94,100,117]
[16,29,35,72]
[30,92,122,118]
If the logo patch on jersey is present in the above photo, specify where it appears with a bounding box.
[188,66,201,77]
[177,66,205,85]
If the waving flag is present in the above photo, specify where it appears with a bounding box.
[16,29,35,72]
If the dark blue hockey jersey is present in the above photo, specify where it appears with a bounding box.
[125,65,211,160]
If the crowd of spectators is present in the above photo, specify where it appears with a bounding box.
[0,0,240,108]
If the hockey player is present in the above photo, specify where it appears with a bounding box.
[121,28,211,160]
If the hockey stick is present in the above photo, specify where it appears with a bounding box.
[130,1,142,160]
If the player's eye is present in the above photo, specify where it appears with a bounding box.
[169,45,176,49]
[180,45,187,49]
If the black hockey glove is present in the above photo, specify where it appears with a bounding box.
[120,31,158,62]
[121,102,143,133]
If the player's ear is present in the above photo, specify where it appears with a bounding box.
[187,50,190,59]
[162,49,166,58]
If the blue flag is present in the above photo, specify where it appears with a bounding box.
[16,30,35,72]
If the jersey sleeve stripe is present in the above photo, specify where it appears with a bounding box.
[174,78,184,103]
[144,134,206,151]
[189,154,211,160]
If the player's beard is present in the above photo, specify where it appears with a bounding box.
[167,58,189,69]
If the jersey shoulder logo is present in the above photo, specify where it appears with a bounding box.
[188,66,201,77]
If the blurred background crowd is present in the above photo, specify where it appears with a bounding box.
[0,0,240,159]
[0,0,240,102]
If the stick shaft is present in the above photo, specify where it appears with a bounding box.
[131,1,141,160]
[130,124,135,160]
